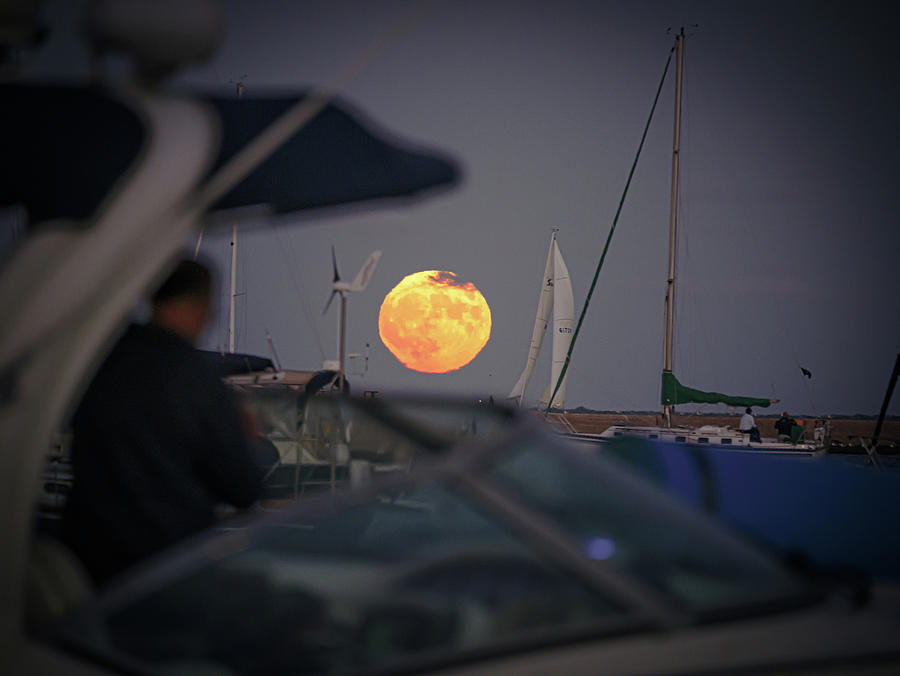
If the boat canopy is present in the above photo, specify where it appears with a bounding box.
[661,370,773,409]
[1,85,460,226]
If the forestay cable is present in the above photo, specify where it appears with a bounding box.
[546,44,675,415]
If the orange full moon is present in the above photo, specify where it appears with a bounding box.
[378,270,492,373]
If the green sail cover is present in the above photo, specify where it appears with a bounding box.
[661,370,772,408]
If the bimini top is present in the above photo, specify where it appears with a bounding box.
[1,84,461,226]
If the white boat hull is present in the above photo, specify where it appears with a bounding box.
[572,425,823,456]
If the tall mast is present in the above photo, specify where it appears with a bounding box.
[228,224,237,353]
[338,293,347,393]
[662,27,684,427]
[227,77,245,354]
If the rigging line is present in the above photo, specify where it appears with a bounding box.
[193,70,244,263]
[545,44,675,415]
[672,41,683,380]
[241,240,247,352]
[267,223,327,360]
[677,58,687,380]
[218,237,228,352]
[677,41,701,390]
[193,228,204,261]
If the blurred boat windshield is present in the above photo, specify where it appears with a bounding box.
[54,396,813,675]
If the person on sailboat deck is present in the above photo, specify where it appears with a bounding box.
[62,259,263,586]
[739,407,761,442]
[774,411,795,441]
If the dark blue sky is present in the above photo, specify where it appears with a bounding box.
[21,0,900,415]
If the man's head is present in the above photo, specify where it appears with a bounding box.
[782,411,789,417]
[150,260,213,345]
[745,407,752,415]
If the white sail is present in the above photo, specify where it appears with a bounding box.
[539,238,574,409]
[509,231,574,409]
[508,232,556,405]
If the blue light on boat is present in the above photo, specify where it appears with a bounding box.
[585,536,616,560]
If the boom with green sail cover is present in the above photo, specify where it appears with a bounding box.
[661,370,773,409]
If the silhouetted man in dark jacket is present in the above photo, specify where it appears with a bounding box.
[774,412,794,440]
[63,260,262,585]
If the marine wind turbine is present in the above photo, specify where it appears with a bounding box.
[323,246,382,392]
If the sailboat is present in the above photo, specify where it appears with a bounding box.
[591,29,822,453]
[508,229,575,410]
